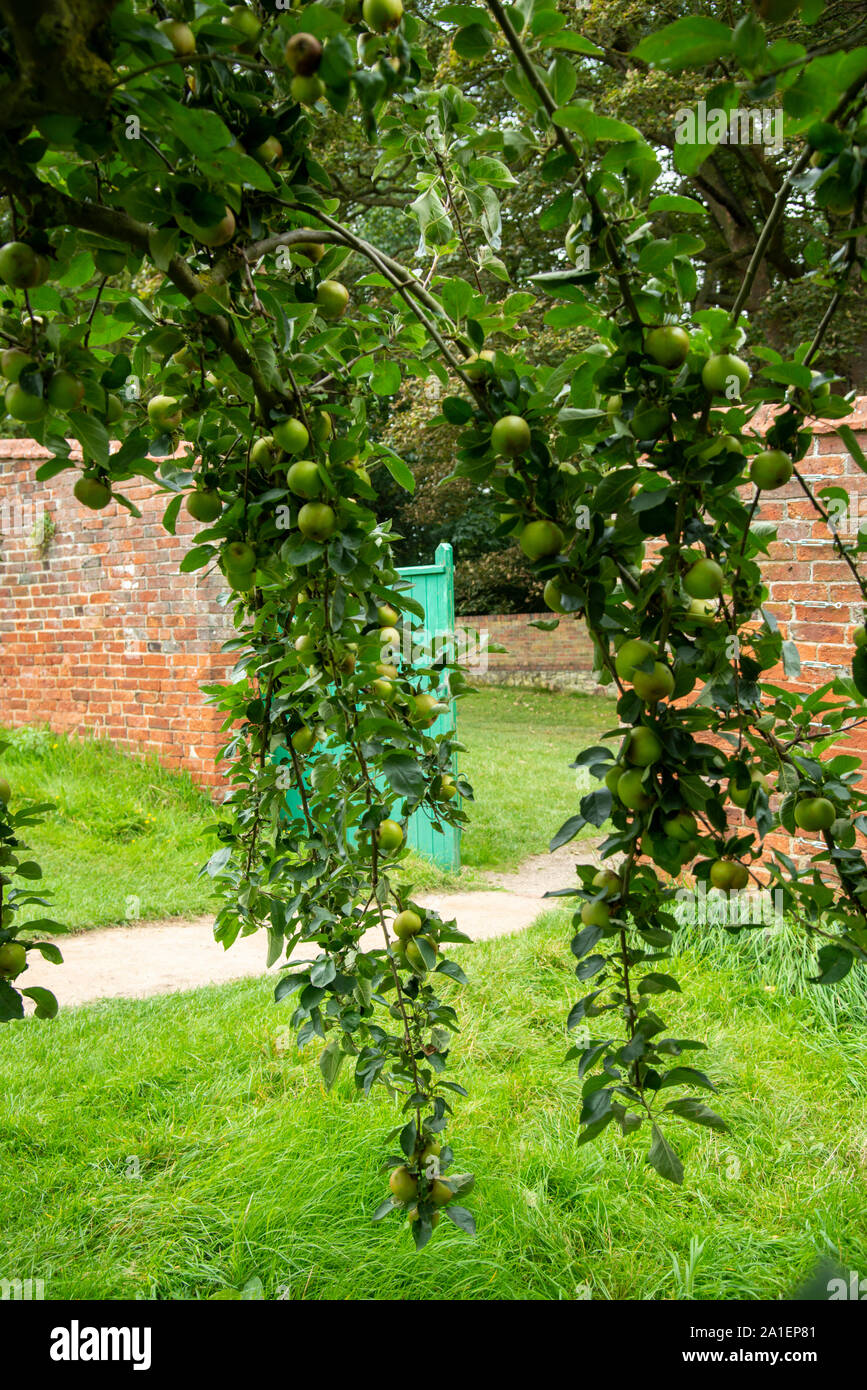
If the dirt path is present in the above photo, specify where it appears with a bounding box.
[22,840,605,1009]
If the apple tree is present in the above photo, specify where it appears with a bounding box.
[1,0,866,1233]
[0,760,63,1022]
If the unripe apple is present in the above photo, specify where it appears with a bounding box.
[439,773,457,800]
[378,625,400,647]
[290,234,325,263]
[617,769,653,811]
[793,796,836,832]
[0,942,26,979]
[614,638,655,682]
[580,900,610,928]
[253,136,283,165]
[394,909,423,939]
[411,693,441,728]
[389,1165,417,1201]
[683,558,724,600]
[74,476,112,510]
[291,74,326,105]
[429,1179,454,1206]
[225,541,256,572]
[377,818,404,853]
[377,604,399,626]
[663,810,697,842]
[46,370,85,411]
[645,325,690,369]
[287,460,322,499]
[463,349,495,381]
[1,348,37,382]
[0,241,40,288]
[709,860,749,891]
[156,17,196,55]
[592,869,622,900]
[191,207,236,247]
[406,935,436,972]
[625,727,662,766]
[294,634,317,662]
[291,725,317,754]
[701,353,751,398]
[631,661,674,703]
[222,4,261,49]
[5,383,46,421]
[186,490,222,523]
[363,0,403,31]
[148,394,182,430]
[519,520,564,561]
[285,32,323,75]
[543,578,567,613]
[315,280,350,321]
[750,449,792,490]
[250,436,279,469]
[491,414,531,458]
[728,769,769,808]
[297,501,336,542]
[273,417,309,456]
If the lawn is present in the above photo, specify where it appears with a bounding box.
[2,686,615,927]
[0,910,863,1301]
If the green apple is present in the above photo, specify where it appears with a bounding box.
[363,0,403,31]
[186,490,222,522]
[592,869,622,900]
[701,353,751,398]
[291,74,326,105]
[225,541,256,572]
[74,476,112,510]
[683,558,724,599]
[191,207,236,247]
[0,942,26,979]
[1,348,37,382]
[389,1165,418,1201]
[294,634,317,662]
[156,17,196,54]
[378,605,399,626]
[617,769,653,811]
[750,449,792,490]
[439,774,457,800]
[250,436,279,469]
[631,661,674,703]
[519,520,564,561]
[315,280,350,321]
[297,501,336,541]
[310,410,333,443]
[290,235,325,263]
[793,796,836,831]
[253,136,283,165]
[625,727,662,766]
[46,370,85,410]
[393,909,423,938]
[411,693,441,728]
[614,638,655,682]
[291,725,317,754]
[543,578,567,614]
[226,567,255,592]
[147,394,182,429]
[709,860,749,891]
[429,1179,454,1206]
[663,810,697,842]
[463,350,495,381]
[287,460,322,499]
[645,325,690,369]
[580,900,611,928]
[273,417,309,454]
[491,414,531,458]
[729,769,769,808]
[222,4,261,49]
[0,241,40,288]
[377,818,404,853]
[284,32,322,75]
[5,383,46,421]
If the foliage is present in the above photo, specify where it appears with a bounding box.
[0,739,63,1020]
[1,0,866,1240]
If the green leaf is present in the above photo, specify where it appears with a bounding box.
[809,942,854,985]
[179,544,216,573]
[546,33,604,56]
[664,1098,728,1132]
[319,1037,343,1090]
[0,981,25,1022]
[443,1204,476,1234]
[552,107,642,142]
[69,413,110,467]
[370,361,402,395]
[648,194,708,216]
[453,24,493,60]
[550,813,586,851]
[468,156,518,187]
[637,973,682,995]
[633,17,732,71]
[20,986,58,1019]
[648,1123,684,1184]
[382,752,426,797]
[377,447,415,493]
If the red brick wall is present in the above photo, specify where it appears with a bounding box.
[0,440,234,788]
[1,406,866,802]
[458,610,599,691]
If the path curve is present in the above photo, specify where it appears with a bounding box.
[21,842,604,1009]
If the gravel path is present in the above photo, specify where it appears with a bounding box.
[21,840,604,1009]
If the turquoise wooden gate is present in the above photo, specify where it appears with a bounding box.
[283,542,460,872]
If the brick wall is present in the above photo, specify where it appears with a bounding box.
[1,405,866,805]
[0,440,234,788]
[458,610,599,691]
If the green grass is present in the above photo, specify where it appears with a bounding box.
[1,725,219,931]
[1,687,615,926]
[455,686,615,872]
[0,910,863,1301]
